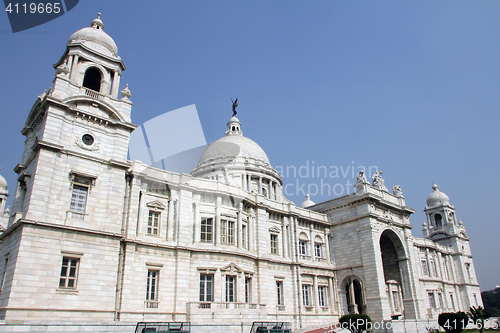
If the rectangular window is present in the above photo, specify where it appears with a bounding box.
[146,270,158,300]
[438,293,444,308]
[421,259,429,276]
[314,243,322,258]
[147,211,160,235]
[70,185,88,213]
[270,234,278,254]
[302,285,311,307]
[473,294,478,306]
[59,257,79,289]
[228,221,235,245]
[276,281,283,305]
[200,274,213,302]
[299,241,307,256]
[392,291,399,310]
[201,218,213,243]
[245,277,251,303]
[221,219,227,244]
[221,220,235,245]
[428,292,436,309]
[226,275,236,302]
[465,263,471,281]
[318,286,326,307]
[0,258,8,293]
[430,260,436,277]
[242,224,247,249]
[450,293,455,309]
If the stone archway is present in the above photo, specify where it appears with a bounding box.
[343,276,366,315]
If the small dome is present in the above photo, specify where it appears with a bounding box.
[198,135,270,165]
[426,182,450,207]
[67,13,118,56]
[0,174,6,190]
[301,194,315,208]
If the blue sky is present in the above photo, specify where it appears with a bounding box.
[0,1,498,291]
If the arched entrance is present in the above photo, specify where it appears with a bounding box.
[380,230,406,317]
[82,67,102,92]
[344,276,366,314]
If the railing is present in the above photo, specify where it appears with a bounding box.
[145,301,159,309]
[134,322,190,333]
[67,210,86,220]
[277,305,286,311]
[83,87,106,100]
[249,322,291,333]
[190,302,265,310]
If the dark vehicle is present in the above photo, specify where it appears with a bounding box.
[250,322,292,333]
[134,322,191,333]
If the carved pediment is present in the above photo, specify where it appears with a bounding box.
[220,263,244,275]
[146,200,166,210]
[269,226,281,234]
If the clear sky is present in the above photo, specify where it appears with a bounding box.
[0,1,498,291]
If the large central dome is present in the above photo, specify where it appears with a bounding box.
[191,114,282,190]
[198,134,270,165]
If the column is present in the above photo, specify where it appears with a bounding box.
[237,204,243,248]
[258,177,263,195]
[249,212,255,252]
[313,275,319,310]
[194,203,200,243]
[328,277,335,312]
[247,174,252,192]
[309,224,314,259]
[348,279,357,313]
[269,180,273,199]
[70,54,79,82]
[66,54,74,77]
[215,196,221,245]
[242,173,247,189]
[282,221,288,258]
[167,199,174,240]
[111,71,120,97]
[324,230,331,263]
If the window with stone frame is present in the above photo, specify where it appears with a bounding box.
[450,293,455,309]
[299,241,307,256]
[199,274,214,302]
[245,277,251,303]
[318,285,327,307]
[147,211,160,235]
[0,257,8,293]
[392,291,399,310]
[428,292,436,309]
[302,284,311,307]
[201,218,214,243]
[276,280,284,305]
[221,219,235,245]
[146,270,159,302]
[314,243,323,258]
[242,224,248,249]
[438,293,444,308]
[270,234,278,254]
[59,257,79,289]
[225,275,236,302]
[429,259,437,277]
[70,185,88,214]
[421,259,429,276]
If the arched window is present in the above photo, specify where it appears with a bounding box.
[82,67,101,92]
[435,213,442,227]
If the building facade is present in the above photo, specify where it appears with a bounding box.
[0,15,482,329]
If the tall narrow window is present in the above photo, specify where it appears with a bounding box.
[430,260,437,277]
[299,241,307,256]
[201,218,213,243]
[438,293,444,308]
[225,275,236,302]
[318,286,326,307]
[465,263,471,281]
[450,293,455,309]
[70,185,88,213]
[200,274,213,302]
[227,221,235,245]
[421,259,429,276]
[270,234,278,254]
[392,291,399,310]
[148,211,160,235]
[242,224,247,249]
[0,258,8,293]
[221,219,227,244]
[314,243,322,258]
[428,292,436,309]
[302,285,311,306]
[146,270,159,301]
[59,257,79,289]
[276,281,283,305]
[245,277,251,303]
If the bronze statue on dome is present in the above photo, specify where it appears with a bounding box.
[231,98,238,117]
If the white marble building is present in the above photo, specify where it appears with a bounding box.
[0,14,482,330]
